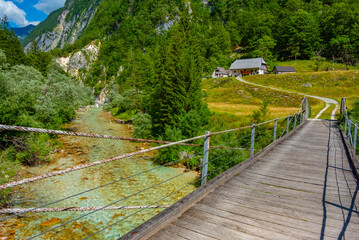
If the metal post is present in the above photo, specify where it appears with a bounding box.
[354,124,358,155]
[286,116,290,134]
[348,120,352,144]
[201,131,210,186]
[294,113,297,128]
[250,124,255,157]
[273,118,277,142]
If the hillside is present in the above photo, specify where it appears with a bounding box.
[202,77,322,126]
[22,0,359,91]
[244,70,359,106]
[22,0,99,51]
[11,25,35,41]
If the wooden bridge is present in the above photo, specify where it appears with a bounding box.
[1,98,358,239]
[123,120,359,239]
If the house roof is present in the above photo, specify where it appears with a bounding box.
[230,58,267,70]
[274,66,296,72]
[215,67,231,74]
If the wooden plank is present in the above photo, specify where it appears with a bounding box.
[184,207,302,240]
[150,224,218,240]
[211,188,359,225]
[192,203,321,240]
[201,192,359,238]
[175,213,265,240]
[199,197,356,239]
[234,173,358,197]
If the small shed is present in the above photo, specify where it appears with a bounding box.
[273,66,296,74]
[212,67,231,78]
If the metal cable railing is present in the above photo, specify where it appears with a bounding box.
[0,152,202,219]
[0,97,310,239]
[340,97,358,154]
[82,152,246,240]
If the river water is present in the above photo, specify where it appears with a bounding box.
[0,108,198,239]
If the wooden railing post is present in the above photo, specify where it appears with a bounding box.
[354,124,358,155]
[294,113,297,128]
[348,120,352,144]
[302,97,309,119]
[286,116,290,134]
[273,117,277,142]
[340,97,347,115]
[201,131,210,186]
[250,124,255,157]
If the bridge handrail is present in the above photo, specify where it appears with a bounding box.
[0,98,310,239]
[340,97,358,155]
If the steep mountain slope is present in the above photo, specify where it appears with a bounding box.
[23,0,100,51]
[12,24,35,41]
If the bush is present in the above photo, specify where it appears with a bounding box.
[133,113,152,139]
[156,126,183,164]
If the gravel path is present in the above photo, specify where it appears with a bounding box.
[236,77,339,120]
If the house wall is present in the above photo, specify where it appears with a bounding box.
[231,68,264,77]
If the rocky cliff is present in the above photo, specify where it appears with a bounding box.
[23,0,99,52]
[56,41,100,79]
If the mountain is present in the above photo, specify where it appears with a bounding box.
[23,0,359,89]
[23,0,99,52]
[12,24,35,41]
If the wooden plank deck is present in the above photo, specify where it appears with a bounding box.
[148,120,359,240]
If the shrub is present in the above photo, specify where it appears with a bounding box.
[133,113,152,139]
[156,126,183,164]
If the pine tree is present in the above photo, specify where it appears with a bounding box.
[0,17,26,66]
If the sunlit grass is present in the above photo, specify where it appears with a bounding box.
[203,77,321,126]
[245,70,359,106]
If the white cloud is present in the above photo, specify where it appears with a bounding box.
[0,0,39,26]
[34,0,65,15]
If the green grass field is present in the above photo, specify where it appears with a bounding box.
[203,77,321,126]
[245,70,359,107]
[273,60,358,73]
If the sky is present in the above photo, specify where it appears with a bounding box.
[0,0,66,28]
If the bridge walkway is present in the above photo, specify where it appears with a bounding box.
[147,120,359,240]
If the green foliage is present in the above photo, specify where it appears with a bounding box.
[155,126,182,164]
[133,113,152,139]
[0,149,20,207]
[349,99,359,124]
[0,17,26,66]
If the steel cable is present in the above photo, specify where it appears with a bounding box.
[0,153,201,222]
[82,152,245,239]
[27,165,197,239]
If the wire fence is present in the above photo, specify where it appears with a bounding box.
[0,98,309,239]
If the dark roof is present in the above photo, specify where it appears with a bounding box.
[273,66,296,72]
[230,58,267,70]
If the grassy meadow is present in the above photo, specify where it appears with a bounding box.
[202,77,321,127]
[245,69,359,107]
[272,60,358,73]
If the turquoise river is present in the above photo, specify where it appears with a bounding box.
[0,108,198,239]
